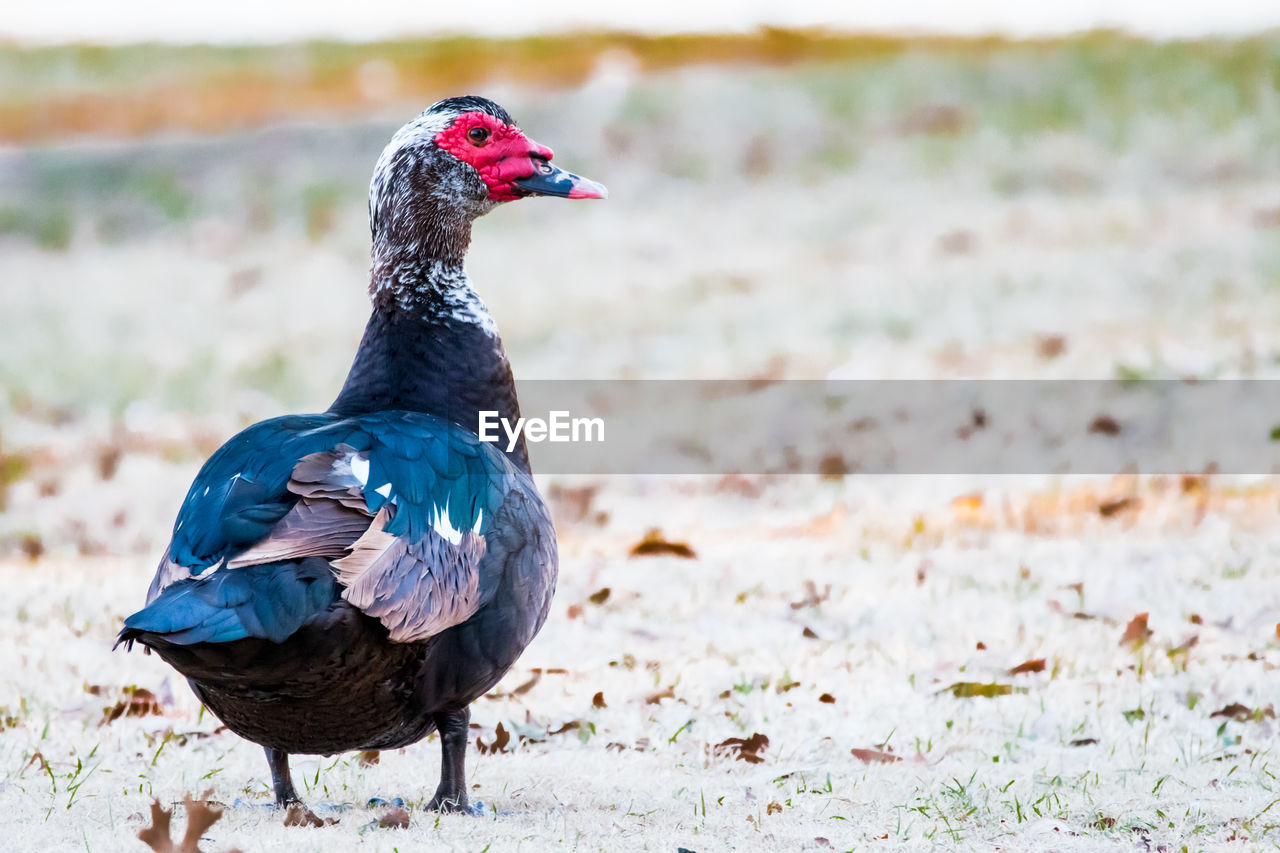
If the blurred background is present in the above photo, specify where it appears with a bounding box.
[3,5,1280,849]
[3,5,1279,556]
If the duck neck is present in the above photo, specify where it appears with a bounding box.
[328,251,528,470]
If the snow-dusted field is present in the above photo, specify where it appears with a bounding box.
[2,42,1280,850]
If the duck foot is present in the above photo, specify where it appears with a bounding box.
[424,797,487,816]
[424,707,478,814]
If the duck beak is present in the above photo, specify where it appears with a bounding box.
[514,158,608,199]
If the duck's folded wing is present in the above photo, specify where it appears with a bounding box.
[127,414,516,647]
[234,442,493,642]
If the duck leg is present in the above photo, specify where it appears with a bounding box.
[266,747,300,807]
[425,706,471,813]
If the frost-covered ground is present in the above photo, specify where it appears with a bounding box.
[2,41,1280,851]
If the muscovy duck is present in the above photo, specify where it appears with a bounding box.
[117,96,606,813]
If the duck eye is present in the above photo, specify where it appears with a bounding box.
[467,127,490,145]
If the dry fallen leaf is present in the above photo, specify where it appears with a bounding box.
[588,587,611,605]
[1035,334,1067,359]
[1119,613,1152,647]
[851,747,901,764]
[592,691,607,709]
[138,794,236,853]
[377,807,411,829]
[1099,496,1140,517]
[1088,415,1122,436]
[629,528,697,559]
[645,685,675,705]
[1210,703,1276,723]
[818,693,836,704]
[715,732,769,764]
[475,722,511,754]
[767,801,783,815]
[283,803,334,827]
[511,671,542,696]
[138,801,175,853]
[790,580,831,610]
[102,686,164,725]
[358,750,380,766]
[1008,658,1046,676]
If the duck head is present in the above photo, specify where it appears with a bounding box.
[369,96,606,261]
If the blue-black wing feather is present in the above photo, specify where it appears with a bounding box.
[122,411,521,648]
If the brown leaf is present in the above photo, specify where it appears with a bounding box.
[851,747,901,764]
[592,691,607,709]
[818,693,836,704]
[1099,496,1140,517]
[1211,703,1276,723]
[1119,613,1152,647]
[1008,658,1046,676]
[1069,738,1098,747]
[714,474,763,497]
[102,686,164,725]
[511,671,541,696]
[283,803,330,827]
[629,528,696,559]
[180,796,224,851]
[818,453,848,479]
[646,686,675,705]
[767,801,783,815]
[549,720,582,736]
[377,807,410,829]
[566,604,584,619]
[715,732,769,764]
[475,722,511,754]
[358,750,380,766]
[1088,415,1122,436]
[802,626,820,639]
[138,795,228,853]
[138,800,175,853]
[588,587,611,605]
[1035,334,1067,360]
[790,581,830,610]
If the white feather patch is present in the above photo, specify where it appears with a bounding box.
[431,502,464,546]
[350,455,370,487]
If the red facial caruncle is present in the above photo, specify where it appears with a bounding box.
[435,112,555,202]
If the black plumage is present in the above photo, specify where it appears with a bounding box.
[117,96,605,812]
